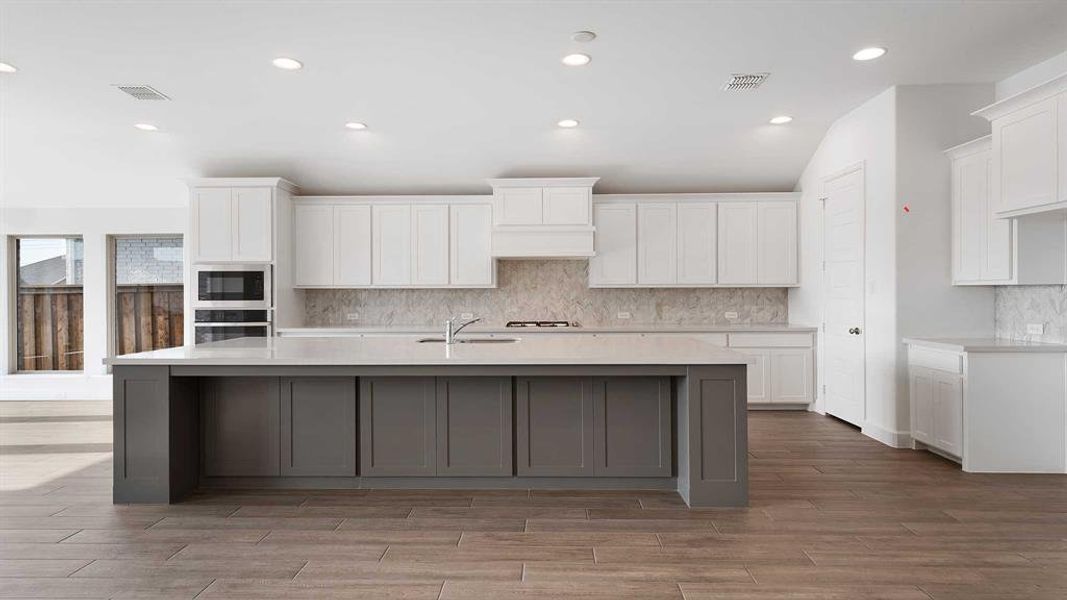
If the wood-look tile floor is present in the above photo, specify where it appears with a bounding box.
[1,402,1066,599]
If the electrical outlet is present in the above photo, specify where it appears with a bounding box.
[724,311,739,320]
[1027,323,1045,336]
[460,312,474,320]
[617,311,632,320]
[345,313,360,321]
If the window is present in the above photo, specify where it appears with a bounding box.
[15,237,85,371]
[110,236,184,356]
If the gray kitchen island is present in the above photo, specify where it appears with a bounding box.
[106,334,750,508]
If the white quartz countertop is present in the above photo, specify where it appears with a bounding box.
[106,334,754,366]
[276,323,817,336]
[903,337,1067,353]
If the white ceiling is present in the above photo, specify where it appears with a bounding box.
[2,0,1066,203]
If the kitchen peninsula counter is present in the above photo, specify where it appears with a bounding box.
[106,335,751,508]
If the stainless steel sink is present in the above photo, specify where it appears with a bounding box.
[417,337,518,344]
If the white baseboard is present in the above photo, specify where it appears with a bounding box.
[862,421,912,448]
[0,374,112,400]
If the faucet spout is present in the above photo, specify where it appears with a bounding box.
[445,316,482,344]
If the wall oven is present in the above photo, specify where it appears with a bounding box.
[193,264,271,310]
[193,309,272,344]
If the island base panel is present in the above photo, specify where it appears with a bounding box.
[112,366,747,507]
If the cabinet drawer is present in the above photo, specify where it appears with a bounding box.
[907,346,963,374]
[728,332,813,348]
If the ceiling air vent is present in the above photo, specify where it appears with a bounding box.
[113,85,170,101]
[722,73,769,91]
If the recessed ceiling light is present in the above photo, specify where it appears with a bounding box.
[852,47,887,61]
[769,115,793,125]
[562,53,591,67]
[134,123,159,131]
[0,62,17,73]
[272,57,303,70]
[572,31,597,43]
[345,122,368,130]
[557,119,580,128]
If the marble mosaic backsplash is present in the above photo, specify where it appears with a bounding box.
[305,260,788,327]
[995,285,1067,343]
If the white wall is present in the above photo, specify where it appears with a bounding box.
[790,84,995,447]
[995,49,1067,100]
[0,206,185,399]
[791,87,897,431]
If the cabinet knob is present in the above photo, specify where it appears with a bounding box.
[848,327,862,335]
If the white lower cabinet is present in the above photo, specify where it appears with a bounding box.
[727,332,814,406]
[908,356,963,458]
[294,200,495,288]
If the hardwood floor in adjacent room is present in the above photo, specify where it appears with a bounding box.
[1,401,1065,599]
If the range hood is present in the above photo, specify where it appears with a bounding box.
[488,177,599,258]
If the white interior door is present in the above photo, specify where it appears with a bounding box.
[822,167,865,427]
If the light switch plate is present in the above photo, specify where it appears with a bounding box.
[617,311,632,320]
[1027,323,1045,335]
[460,312,474,320]
[724,311,739,320]
[345,313,360,321]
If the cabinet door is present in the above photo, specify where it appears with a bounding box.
[450,204,494,286]
[516,377,594,476]
[770,348,813,404]
[932,371,963,457]
[734,349,770,404]
[232,187,273,262]
[497,188,543,225]
[372,204,412,285]
[192,188,233,262]
[436,377,512,476]
[543,186,590,225]
[335,205,372,286]
[676,202,717,284]
[202,377,280,477]
[992,97,1059,214]
[411,205,449,285]
[280,378,356,476]
[637,203,677,285]
[359,377,436,476]
[910,367,934,445]
[954,153,985,282]
[589,203,637,285]
[293,204,334,287]
[718,203,758,284]
[592,377,671,477]
[757,201,797,285]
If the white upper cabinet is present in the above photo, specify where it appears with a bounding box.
[676,202,717,285]
[974,74,1067,218]
[450,204,495,287]
[189,182,285,264]
[590,195,797,288]
[488,178,599,258]
[589,203,637,286]
[948,135,1067,286]
[411,205,449,285]
[335,205,372,286]
[293,204,335,287]
[192,188,234,263]
[717,203,759,285]
[637,203,678,285]
[232,187,273,262]
[372,204,413,286]
[543,187,591,225]
[292,199,495,289]
[756,201,798,285]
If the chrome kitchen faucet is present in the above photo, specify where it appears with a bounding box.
[444,316,482,344]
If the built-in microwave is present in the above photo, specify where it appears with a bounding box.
[193,309,272,344]
[193,264,271,310]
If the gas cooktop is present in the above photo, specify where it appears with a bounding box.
[504,320,580,328]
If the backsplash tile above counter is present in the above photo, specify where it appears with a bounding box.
[995,285,1067,343]
[305,260,788,327]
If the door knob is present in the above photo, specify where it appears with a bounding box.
[848,327,862,335]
